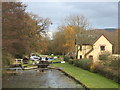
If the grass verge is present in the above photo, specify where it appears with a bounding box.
[50,59,64,63]
[52,62,119,88]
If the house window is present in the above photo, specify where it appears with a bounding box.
[100,46,105,51]
[80,55,82,59]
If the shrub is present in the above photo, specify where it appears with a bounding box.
[57,55,60,58]
[74,59,80,67]
[70,56,74,59]
[90,63,98,72]
[99,51,111,61]
[94,64,106,75]
[94,64,119,83]
[15,54,23,58]
[74,59,93,70]
[99,55,120,71]
[68,59,74,64]
[108,56,120,70]
[63,56,70,62]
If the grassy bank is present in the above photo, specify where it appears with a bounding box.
[52,63,119,88]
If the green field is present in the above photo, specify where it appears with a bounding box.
[52,62,119,88]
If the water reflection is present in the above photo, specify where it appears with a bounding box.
[3,69,83,88]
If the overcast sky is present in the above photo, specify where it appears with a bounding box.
[23,2,118,32]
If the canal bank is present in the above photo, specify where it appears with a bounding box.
[52,63,119,88]
[3,62,119,89]
[47,65,88,89]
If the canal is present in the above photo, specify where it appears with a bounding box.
[3,69,84,88]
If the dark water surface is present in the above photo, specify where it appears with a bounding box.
[3,69,84,88]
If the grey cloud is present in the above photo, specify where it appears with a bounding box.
[63,2,118,28]
[24,2,118,30]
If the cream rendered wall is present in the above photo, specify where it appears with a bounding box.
[77,45,92,59]
[87,35,112,62]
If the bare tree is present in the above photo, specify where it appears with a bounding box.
[29,13,52,35]
[64,14,90,34]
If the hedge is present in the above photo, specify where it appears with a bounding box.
[94,64,119,83]
[65,57,119,84]
[69,59,93,71]
[68,59,74,64]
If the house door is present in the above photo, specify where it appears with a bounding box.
[89,55,93,60]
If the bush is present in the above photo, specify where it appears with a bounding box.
[63,56,70,62]
[90,63,98,72]
[74,59,93,70]
[94,64,106,75]
[108,56,120,70]
[99,55,120,71]
[57,55,60,58]
[70,56,74,59]
[94,64,119,83]
[66,56,120,83]
[15,54,23,58]
[74,59,80,67]
[68,59,74,64]
[99,51,111,61]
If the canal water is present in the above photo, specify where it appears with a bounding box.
[3,69,84,88]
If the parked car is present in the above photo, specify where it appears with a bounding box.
[30,54,40,61]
